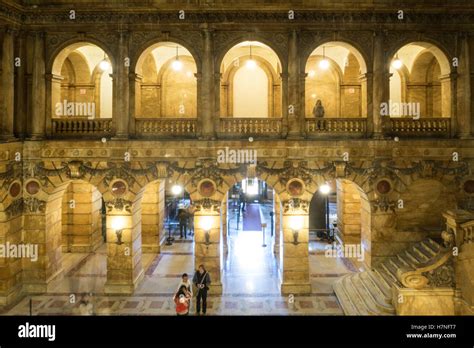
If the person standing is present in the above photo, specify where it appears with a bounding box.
[193,264,211,315]
[176,273,193,297]
[178,208,188,238]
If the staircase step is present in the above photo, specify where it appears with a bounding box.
[359,272,395,313]
[342,275,376,315]
[411,244,431,262]
[422,239,441,255]
[396,253,416,268]
[381,261,399,282]
[404,250,422,265]
[333,277,359,316]
[366,269,392,300]
[349,275,386,315]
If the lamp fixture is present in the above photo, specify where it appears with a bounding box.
[246,44,257,69]
[172,46,183,71]
[319,183,331,195]
[99,53,110,72]
[319,46,330,70]
[111,216,125,245]
[171,184,183,196]
[391,54,403,69]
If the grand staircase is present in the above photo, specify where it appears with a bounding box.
[333,238,443,315]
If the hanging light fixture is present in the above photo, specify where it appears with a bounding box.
[319,46,330,70]
[99,53,110,71]
[246,44,257,69]
[172,46,183,71]
[391,54,403,69]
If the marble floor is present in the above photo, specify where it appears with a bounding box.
[2,205,360,316]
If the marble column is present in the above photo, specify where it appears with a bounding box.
[104,200,144,294]
[221,193,229,257]
[287,30,301,138]
[14,31,26,138]
[1,28,15,140]
[457,35,470,139]
[194,210,222,294]
[371,31,388,138]
[273,193,281,255]
[113,31,130,139]
[281,211,311,294]
[200,28,215,139]
[30,32,46,139]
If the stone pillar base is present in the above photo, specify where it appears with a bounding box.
[104,270,144,295]
[208,282,223,295]
[393,287,455,315]
[142,245,160,254]
[0,284,24,308]
[23,267,65,294]
[0,135,17,142]
[281,282,312,295]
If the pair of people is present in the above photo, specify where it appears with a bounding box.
[173,265,211,316]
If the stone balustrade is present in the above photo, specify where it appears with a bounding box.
[135,118,197,137]
[219,117,282,137]
[51,118,113,137]
[389,117,451,137]
[305,118,367,137]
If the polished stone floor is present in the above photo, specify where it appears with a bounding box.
[2,204,361,316]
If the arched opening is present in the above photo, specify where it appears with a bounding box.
[51,42,113,120]
[220,41,282,118]
[223,178,280,295]
[305,42,368,118]
[134,42,197,118]
[309,179,370,269]
[389,42,451,118]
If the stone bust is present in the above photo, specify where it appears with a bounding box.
[313,99,325,118]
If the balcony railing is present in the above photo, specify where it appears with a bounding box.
[305,118,367,137]
[51,118,113,137]
[389,117,451,137]
[219,117,282,137]
[135,118,197,137]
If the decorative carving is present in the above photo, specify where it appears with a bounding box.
[257,160,334,186]
[5,199,24,218]
[371,196,396,213]
[194,198,221,212]
[169,160,245,186]
[282,198,309,213]
[424,261,455,288]
[23,197,46,213]
[106,198,132,213]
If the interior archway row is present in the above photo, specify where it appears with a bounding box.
[3,29,464,140]
[0,154,471,304]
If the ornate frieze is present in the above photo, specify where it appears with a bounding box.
[106,198,132,213]
[282,198,309,214]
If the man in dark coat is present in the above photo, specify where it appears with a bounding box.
[192,264,211,315]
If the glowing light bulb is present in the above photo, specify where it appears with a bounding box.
[111,216,125,231]
[99,59,110,71]
[392,58,403,69]
[246,59,257,69]
[172,59,183,71]
[171,184,183,195]
[319,59,330,70]
[319,184,331,195]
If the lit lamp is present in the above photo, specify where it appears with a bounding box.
[319,46,330,70]
[289,215,304,245]
[111,216,125,245]
[172,46,183,71]
[391,54,403,70]
[200,216,213,248]
[246,44,257,69]
[99,57,110,72]
[171,184,183,196]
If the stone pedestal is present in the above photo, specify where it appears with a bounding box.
[393,287,455,315]
[280,213,311,294]
[194,211,222,294]
[104,203,144,294]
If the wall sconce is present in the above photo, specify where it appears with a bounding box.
[111,216,125,245]
[200,216,213,249]
[289,215,304,245]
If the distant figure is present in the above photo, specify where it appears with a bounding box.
[313,99,325,118]
[178,208,188,238]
